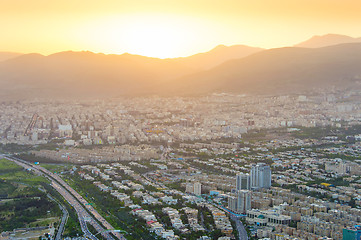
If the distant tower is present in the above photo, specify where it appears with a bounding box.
[237,190,251,214]
[250,163,271,189]
[193,182,202,195]
[236,173,250,190]
[185,182,194,193]
[228,190,251,214]
[228,195,237,213]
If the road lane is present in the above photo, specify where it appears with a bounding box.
[4,156,121,240]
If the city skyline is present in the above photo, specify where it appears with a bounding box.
[1,1,361,239]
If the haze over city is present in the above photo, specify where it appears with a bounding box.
[0,1,361,240]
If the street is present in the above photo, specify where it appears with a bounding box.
[230,215,248,240]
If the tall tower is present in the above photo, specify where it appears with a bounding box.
[236,173,250,190]
[228,195,237,213]
[250,163,271,189]
[228,190,251,214]
[237,190,251,214]
[193,182,202,195]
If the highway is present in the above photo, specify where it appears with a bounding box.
[4,155,125,240]
[39,166,126,240]
[51,180,99,240]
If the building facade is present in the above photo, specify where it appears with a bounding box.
[228,190,251,214]
[250,163,271,189]
[236,173,250,190]
[193,182,202,195]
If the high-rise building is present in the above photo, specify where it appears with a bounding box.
[185,182,194,193]
[250,163,271,189]
[237,190,251,214]
[193,182,202,195]
[236,173,250,190]
[228,190,251,214]
[186,182,202,195]
[228,195,238,213]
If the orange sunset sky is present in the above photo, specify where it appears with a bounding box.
[1,0,361,58]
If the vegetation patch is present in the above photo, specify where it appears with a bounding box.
[0,158,61,232]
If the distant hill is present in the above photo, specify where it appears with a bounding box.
[0,45,262,99]
[0,52,22,62]
[166,43,361,95]
[173,45,263,69]
[295,34,361,48]
[0,51,198,99]
[1,42,361,99]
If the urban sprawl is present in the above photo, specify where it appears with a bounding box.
[1,91,361,240]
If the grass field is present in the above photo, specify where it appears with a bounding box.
[0,158,61,232]
[1,170,49,185]
[0,158,23,173]
[40,163,72,173]
[28,216,60,228]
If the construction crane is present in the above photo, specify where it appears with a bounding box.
[24,113,39,136]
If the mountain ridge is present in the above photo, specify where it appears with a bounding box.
[0,52,23,62]
[0,44,263,99]
[295,34,361,48]
[1,37,361,99]
[164,43,361,96]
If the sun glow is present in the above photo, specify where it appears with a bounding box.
[77,15,211,58]
[2,1,361,56]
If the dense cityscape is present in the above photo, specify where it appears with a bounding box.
[2,1,361,240]
[0,90,361,240]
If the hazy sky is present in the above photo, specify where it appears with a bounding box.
[2,0,361,58]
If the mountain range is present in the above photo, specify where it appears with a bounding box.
[0,34,360,99]
[295,34,361,48]
[0,52,22,62]
[168,43,361,95]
